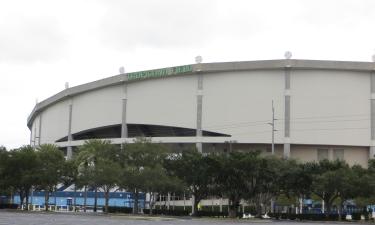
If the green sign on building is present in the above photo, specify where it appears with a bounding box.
[127,65,193,81]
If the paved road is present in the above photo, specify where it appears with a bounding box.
[0,211,366,225]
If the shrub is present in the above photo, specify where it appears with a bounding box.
[351,212,362,220]
[103,206,133,213]
[269,213,343,221]
[143,209,190,216]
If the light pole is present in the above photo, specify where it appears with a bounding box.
[268,100,277,154]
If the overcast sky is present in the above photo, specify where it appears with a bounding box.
[1,0,375,149]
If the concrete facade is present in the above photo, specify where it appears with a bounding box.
[290,145,369,167]
[28,59,375,166]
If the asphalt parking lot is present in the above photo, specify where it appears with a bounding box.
[0,211,367,225]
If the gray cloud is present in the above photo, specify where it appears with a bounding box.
[0,14,67,63]
[295,0,375,29]
[96,0,263,51]
[1,0,375,150]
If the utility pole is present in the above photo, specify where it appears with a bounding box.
[269,100,277,213]
[268,100,276,154]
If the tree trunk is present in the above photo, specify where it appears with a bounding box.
[228,206,238,218]
[94,186,98,212]
[73,185,77,211]
[19,191,25,209]
[228,196,239,218]
[162,195,167,210]
[25,191,29,211]
[256,198,263,218]
[83,186,87,212]
[44,191,49,211]
[133,189,139,214]
[325,200,331,217]
[10,190,13,204]
[192,195,200,217]
[338,199,343,221]
[149,192,156,215]
[104,190,109,214]
[54,187,57,208]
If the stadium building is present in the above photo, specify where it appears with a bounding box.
[28,58,375,167]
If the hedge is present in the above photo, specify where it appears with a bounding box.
[269,213,372,221]
[143,209,190,216]
[103,206,133,213]
[142,209,229,217]
[0,203,19,209]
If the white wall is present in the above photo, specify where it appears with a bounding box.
[36,68,372,149]
[290,70,370,146]
[71,85,123,134]
[40,100,69,144]
[203,70,285,143]
[127,75,196,130]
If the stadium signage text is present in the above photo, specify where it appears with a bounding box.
[127,65,193,81]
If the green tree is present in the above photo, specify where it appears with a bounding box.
[369,159,375,172]
[61,159,79,209]
[352,161,375,211]
[76,139,121,213]
[164,148,213,216]
[0,146,10,198]
[251,156,286,216]
[120,138,171,214]
[210,152,249,218]
[310,159,349,215]
[334,165,367,219]
[4,146,39,209]
[35,144,65,211]
[95,158,121,213]
[210,152,285,218]
[141,164,184,215]
[280,160,314,213]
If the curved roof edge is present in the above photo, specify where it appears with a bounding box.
[27,59,375,128]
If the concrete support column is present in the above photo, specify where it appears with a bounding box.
[328,148,334,161]
[121,82,128,139]
[370,146,375,159]
[38,114,42,146]
[370,71,375,159]
[29,131,33,146]
[67,99,73,159]
[33,120,37,148]
[196,64,203,153]
[283,66,291,158]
